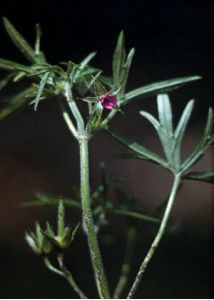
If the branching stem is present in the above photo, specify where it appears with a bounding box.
[44,257,87,299]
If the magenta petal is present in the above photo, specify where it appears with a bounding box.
[99,94,117,110]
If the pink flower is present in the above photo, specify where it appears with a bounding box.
[99,94,117,110]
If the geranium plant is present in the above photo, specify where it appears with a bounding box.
[0,18,213,299]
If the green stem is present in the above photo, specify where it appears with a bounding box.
[100,109,117,129]
[113,227,137,299]
[44,257,87,299]
[44,257,64,276]
[127,174,181,299]
[79,136,110,299]
[57,253,88,299]
[64,81,84,132]
[60,101,78,139]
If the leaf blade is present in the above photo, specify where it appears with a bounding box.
[173,99,194,168]
[0,58,32,73]
[0,86,35,120]
[112,31,126,88]
[119,47,135,97]
[181,107,214,172]
[122,76,201,105]
[34,72,50,111]
[3,17,40,63]
[182,170,214,183]
[107,129,168,168]
[157,94,173,135]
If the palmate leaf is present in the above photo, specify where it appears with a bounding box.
[139,97,213,174]
[182,170,214,183]
[140,109,173,165]
[3,17,41,64]
[140,95,175,167]
[140,96,197,172]
[107,128,168,168]
[122,76,201,105]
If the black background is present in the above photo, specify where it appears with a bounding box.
[0,0,213,298]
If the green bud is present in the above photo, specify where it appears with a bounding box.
[25,222,53,256]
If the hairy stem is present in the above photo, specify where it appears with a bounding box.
[79,136,110,298]
[113,227,137,299]
[127,174,181,299]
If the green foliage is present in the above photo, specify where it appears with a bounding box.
[181,107,214,172]
[0,86,35,120]
[182,170,214,183]
[33,71,50,110]
[1,18,211,299]
[112,31,135,98]
[108,128,168,168]
[0,21,202,138]
[3,17,43,64]
[0,58,32,72]
[23,193,81,208]
[24,164,160,231]
[109,94,213,177]
[122,76,201,105]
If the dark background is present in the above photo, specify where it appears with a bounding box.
[0,0,213,298]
